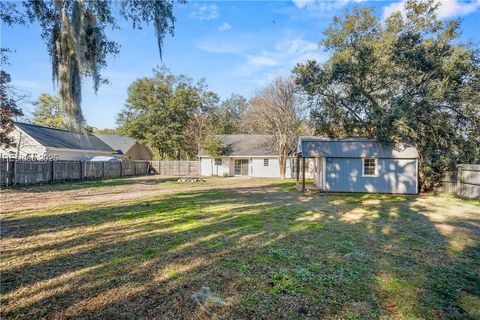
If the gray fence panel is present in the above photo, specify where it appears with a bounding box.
[151,160,199,176]
[135,161,149,175]
[121,160,136,176]
[0,161,8,186]
[104,162,121,178]
[84,161,104,179]
[462,170,480,185]
[14,161,52,185]
[53,161,82,181]
[439,165,480,199]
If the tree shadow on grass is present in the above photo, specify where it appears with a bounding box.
[1,185,479,319]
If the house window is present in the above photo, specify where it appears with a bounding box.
[264,159,269,166]
[363,158,377,176]
[214,158,222,166]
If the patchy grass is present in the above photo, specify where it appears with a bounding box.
[1,177,479,319]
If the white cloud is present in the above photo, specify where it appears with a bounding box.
[219,22,232,32]
[292,0,315,9]
[383,0,480,20]
[197,29,326,87]
[291,0,368,14]
[247,55,279,67]
[189,4,219,20]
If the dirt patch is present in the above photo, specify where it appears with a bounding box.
[0,176,286,213]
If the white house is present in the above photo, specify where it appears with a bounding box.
[0,122,116,160]
[198,135,314,178]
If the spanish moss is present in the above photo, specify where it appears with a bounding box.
[24,0,179,131]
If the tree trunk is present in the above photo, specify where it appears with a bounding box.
[158,148,164,160]
[279,152,287,179]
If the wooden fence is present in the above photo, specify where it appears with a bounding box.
[0,159,150,187]
[149,160,200,176]
[438,164,480,199]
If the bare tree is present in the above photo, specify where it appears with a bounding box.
[250,76,305,178]
[183,112,213,160]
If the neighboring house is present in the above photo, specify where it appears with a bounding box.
[96,134,153,160]
[0,122,116,160]
[198,134,314,178]
[297,136,419,194]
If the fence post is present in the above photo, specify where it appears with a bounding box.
[6,159,14,186]
[456,165,462,197]
[120,160,123,177]
[51,160,55,182]
[80,161,83,180]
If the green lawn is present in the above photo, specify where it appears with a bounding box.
[1,177,479,319]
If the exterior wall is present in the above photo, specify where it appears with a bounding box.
[125,144,153,160]
[324,157,417,194]
[0,128,45,158]
[200,157,230,176]
[200,156,313,178]
[251,157,280,177]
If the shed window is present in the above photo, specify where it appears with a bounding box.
[264,159,269,166]
[363,158,377,176]
[214,158,222,166]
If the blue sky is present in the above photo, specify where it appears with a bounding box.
[2,0,479,129]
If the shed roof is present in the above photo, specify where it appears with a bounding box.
[15,122,115,152]
[298,136,418,159]
[96,134,137,155]
[198,135,276,157]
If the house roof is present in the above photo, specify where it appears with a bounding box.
[96,134,138,155]
[298,136,418,159]
[15,122,115,152]
[198,135,276,157]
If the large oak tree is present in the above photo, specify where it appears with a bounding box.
[117,67,214,160]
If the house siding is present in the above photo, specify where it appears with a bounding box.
[200,157,230,176]
[251,157,280,177]
[324,158,417,194]
[200,157,313,178]
[0,128,45,157]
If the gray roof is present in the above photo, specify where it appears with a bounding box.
[96,134,138,155]
[298,136,418,159]
[198,135,276,157]
[16,122,115,152]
